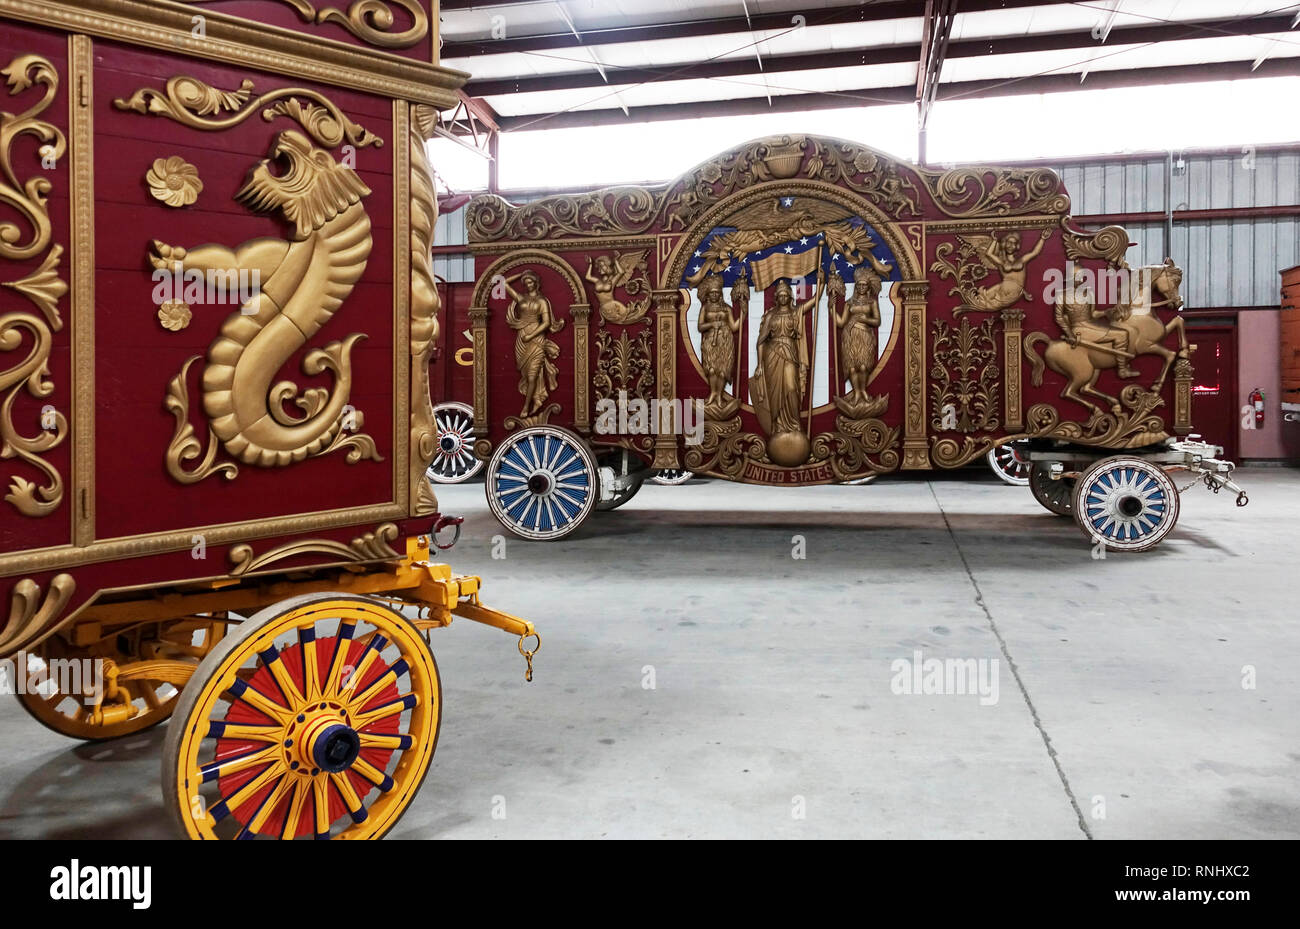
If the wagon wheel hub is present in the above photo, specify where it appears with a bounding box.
[1118,495,1144,518]
[292,709,361,774]
[527,472,552,495]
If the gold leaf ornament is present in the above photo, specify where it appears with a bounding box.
[158,300,192,331]
[147,156,203,207]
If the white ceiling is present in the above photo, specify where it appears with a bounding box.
[439,0,1300,124]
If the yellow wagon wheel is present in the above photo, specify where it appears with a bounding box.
[16,615,226,741]
[162,594,441,840]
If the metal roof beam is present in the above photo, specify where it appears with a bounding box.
[464,13,1299,98]
[916,0,958,163]
[493,55,1300,132]
[444,0,1067,58]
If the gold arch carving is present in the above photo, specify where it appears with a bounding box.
[469,249,590,437]
[469,249,587,310]
[660,180,925,291]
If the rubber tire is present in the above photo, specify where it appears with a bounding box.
[1028,462,1077,517]
[596,473,645,511]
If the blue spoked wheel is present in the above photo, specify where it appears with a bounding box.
[1073,456,1180,552]
[486,427,598,540]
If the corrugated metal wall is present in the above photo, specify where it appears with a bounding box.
[433,207,474,282]
[1055,149,1300,308]
[432,148,1300,302]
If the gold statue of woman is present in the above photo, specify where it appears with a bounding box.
[751,276,823,466]
[835,265,883,417]
[967,229,1051,311]
[585,251,648,324]
[697,275,742,418]
[502,270,565,418]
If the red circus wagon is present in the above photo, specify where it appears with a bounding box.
[0,0,537,839]
[459,134,1247,547]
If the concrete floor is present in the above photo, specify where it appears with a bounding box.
[1,466,1296,839]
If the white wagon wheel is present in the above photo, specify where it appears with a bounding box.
[986,443,1030,486]
[650,469,694,486]
[426,402,483,484]
[1073,456,1181,553]
[485,426,598,540]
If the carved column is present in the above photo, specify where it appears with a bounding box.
[1001,305,1025,431]
[468,305,490,458]
[651,290,680,470]
[900,280,930,469]
[1174,353,1194,435]
[571,303,591,434]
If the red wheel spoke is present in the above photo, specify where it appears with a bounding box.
[280,781,309,841]
[352,692,417,729]
[350,756,394,793]
[227,677,291,723]
[321,622,357,698]
[201,744,279,783]
[312,776,332,839]
[259,644,304,707]
[239,772,295,839]
[329,771,368,824]
[217,758,285,817]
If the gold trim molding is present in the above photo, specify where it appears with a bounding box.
[0,0,465,108]
[113,76,384,149]
[228,521,401,575]
[0,502,406,577]
[185,1,429,50]
[900,280,930,469]
[70,35,95,547]
[403,100,437,515]
[651,292,679,470]
[0,572,74,653]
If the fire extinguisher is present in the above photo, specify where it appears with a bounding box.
[1249,387,1265,428]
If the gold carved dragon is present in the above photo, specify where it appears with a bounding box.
[153,128,383,478]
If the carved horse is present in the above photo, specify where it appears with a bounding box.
[1024,259,1187,417]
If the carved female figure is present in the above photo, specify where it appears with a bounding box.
[969,229,1051,310]
[503,270,565,417]
[751,277,822,467]
[586,252,648,324]
[836,265,882,413]
[696,275,742,416]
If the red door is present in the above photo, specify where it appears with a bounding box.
[1185,324,1238,462]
